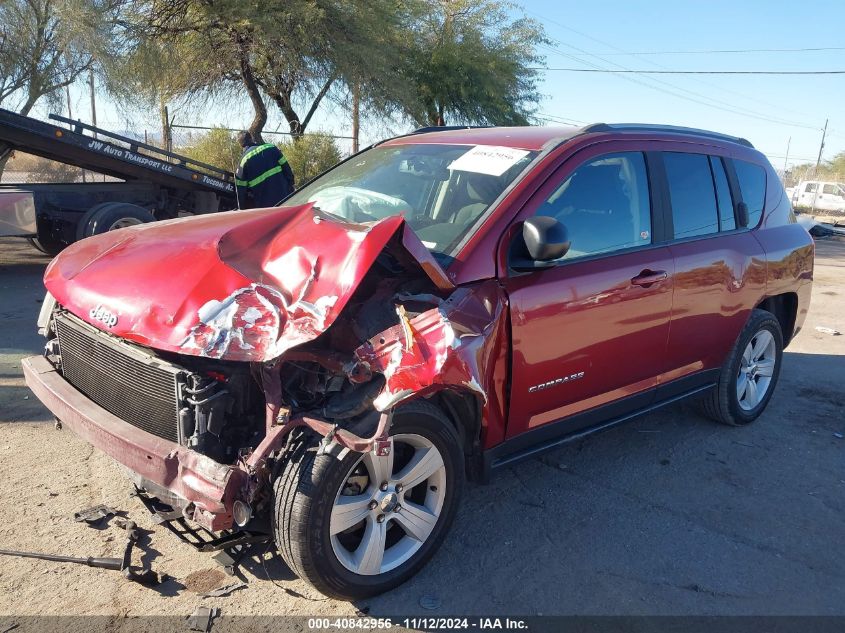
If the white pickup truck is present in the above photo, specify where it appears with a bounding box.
[787,180,845,213]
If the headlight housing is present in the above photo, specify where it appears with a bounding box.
[37,291,57,337]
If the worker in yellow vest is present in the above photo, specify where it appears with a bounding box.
[234,131,295,209]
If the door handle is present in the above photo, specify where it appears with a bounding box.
[631,270,668,287]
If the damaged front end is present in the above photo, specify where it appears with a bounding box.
[26,205,508,533]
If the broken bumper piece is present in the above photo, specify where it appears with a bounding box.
[22,355,244,531]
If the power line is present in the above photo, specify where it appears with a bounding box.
[536,68,845,75]
[526,9,826,132]
[605,46,845,56]
[535,111,588,125]
[533,42,822,131]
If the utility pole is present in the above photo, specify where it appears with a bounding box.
[66,84,73,121]
[814,118,828,176]
[810,119,829,213]
[351,83,360,154]
[88,69,97,139]
[159,96,173,157]
[782,137,790,183]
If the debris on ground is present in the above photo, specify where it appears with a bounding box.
[797,214,845,238]
[834,433,844,439]
[185,568,228,594]
[200,581,247,598]
[73,504,119,524]
[187,606,219,632]
[815,326,841,335]
[0,519,160,586]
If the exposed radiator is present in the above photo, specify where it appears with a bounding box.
[55,312,184,443]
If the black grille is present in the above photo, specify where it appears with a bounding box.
[55,313,183,443]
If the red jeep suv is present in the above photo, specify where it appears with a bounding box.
[24,124,813,599]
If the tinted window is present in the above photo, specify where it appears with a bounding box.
[823,183,838,195]
[664,152,719,238]
[536,152,651,260]
[805,182,818,193]
[733,160,766,227]
[709,156,736,231]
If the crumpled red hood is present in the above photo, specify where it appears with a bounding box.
[44,204,453,361]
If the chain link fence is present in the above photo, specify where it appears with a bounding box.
[783,165,845,188]
[170,125,357,157]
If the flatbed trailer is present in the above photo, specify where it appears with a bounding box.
[0,108,238,254]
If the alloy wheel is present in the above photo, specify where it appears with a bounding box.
[736,330,776,411]
[329,433,447,576]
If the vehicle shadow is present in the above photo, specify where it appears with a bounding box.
[360,350,845,616]
[0,239,52,424]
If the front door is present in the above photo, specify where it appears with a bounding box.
[795,182,818,208]
[817,183,845,212]
[502,149,674,439]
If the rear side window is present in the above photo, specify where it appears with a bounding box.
[663,152,719,239]
[535,151,651,260]
[733,160,766,227]
[709,156,736,231]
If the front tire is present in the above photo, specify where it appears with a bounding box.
[27,235,64,256]
[701,309,783,426]
[272,401,464,600]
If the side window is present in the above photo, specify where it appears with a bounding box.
[709,156,736,231]
[822,183,837,195]
[734,160,766,227]
[535,152,651,260]
[663,152,719,239]
[805,182,818,193]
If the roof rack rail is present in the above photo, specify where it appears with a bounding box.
[411,125,493,135]
[581,123,754,148]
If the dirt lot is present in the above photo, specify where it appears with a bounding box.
[0,235,843,620]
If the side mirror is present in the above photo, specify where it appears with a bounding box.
[736,202,750,228]
[522,216,570,262]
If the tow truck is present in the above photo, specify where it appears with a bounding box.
[0,108,237,255]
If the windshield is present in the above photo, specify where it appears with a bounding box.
[285,143,537,258]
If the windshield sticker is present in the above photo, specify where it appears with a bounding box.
[448,146,530,177]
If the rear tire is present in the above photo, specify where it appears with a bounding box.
[701,309,783,426]
[76,202,154,240]
[272,401,464,600]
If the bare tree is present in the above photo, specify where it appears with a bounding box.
[0,0,124,173]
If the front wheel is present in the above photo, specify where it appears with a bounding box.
[273,401,464,599]
[701,309,784,426]
[27,235,64,256]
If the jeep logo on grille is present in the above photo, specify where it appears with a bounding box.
[89,304,118,328]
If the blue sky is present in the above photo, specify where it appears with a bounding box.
[521,0,845,169]
[49,0,845,169]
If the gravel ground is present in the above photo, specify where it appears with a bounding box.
[0,235,842,620]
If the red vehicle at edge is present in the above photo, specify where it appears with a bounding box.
[23,124,813,599]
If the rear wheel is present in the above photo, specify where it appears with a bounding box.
[272,401,464,600]
[701,309,783,426]
[76,202,155,240]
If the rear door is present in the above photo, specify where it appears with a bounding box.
[501,145,674,439]
[796,182,818,208]
[657,151,766,395]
